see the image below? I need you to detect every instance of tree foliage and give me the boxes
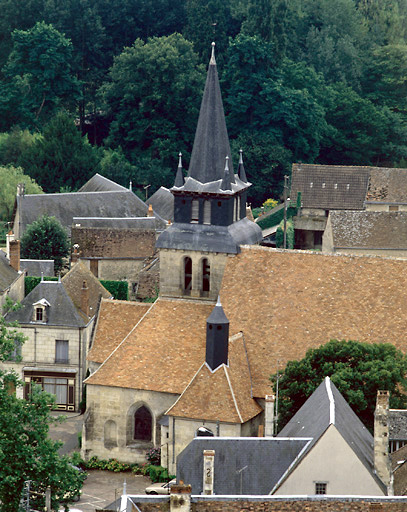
[0,165,42,222]
[272,340,407,431]
[20,215,70,273]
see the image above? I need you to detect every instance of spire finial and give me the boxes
[225,155,229,170]
[178,152,182,168]
[237,148,248,182]
[216,295,221,306]
[221,155,232,191]
[174,151,184,188]
[239,148,243,164]
[210,42,216,65]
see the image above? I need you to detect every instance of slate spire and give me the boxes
[174,152,184,188]
[220,156,232,192]
[187,42,234,184]
[206,296,229,371]
[237,149,248,183]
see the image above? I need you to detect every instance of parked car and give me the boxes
[145,479,176,495]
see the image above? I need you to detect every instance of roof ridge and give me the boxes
[325,376,335,425]
[165,362,206,416]
[224,365,243,423]
[84,299,156,383]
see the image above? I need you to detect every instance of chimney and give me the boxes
[6,231,15,260]
[170,483,191,512]
[205,297,229,371]
[374,390,391,492]
[264,395,275,437]
[203,450,215,495]
[71,244,80,264]
[9,240,20,271]
[147,204,154,217]
[81,280,89,317]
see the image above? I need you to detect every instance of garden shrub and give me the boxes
[100,280,128,300]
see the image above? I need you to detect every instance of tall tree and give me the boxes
[21,111,100,192]
[101,33,205,189]
[0,22,81,130]
[271,340,407,431]
[0,165,42,222]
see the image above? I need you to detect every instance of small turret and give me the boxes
[205,297,229,371]
[237,149,248,183]
[220,156,232,192]
[174,152,184,188]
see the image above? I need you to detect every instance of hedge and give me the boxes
[100,280,129,300]
[257,205,297,231]
[25,276,58,295]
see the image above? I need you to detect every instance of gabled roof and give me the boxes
[87,299,151,364]
[329,211,407,249]
[291,163,369,209]
[177,437,311,495]
[5,280,86,327]
[166,333,262,423]
[85,298,214,393]
[0,250,20,293]
[14,190,148,237]
[147,187,174,221]
[61,261,111,319]
[20,259,54,277]
[78,173,128,192]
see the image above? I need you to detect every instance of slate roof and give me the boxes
[0,250,20,293]
[291,163,369,209]
[87,299,151,364]
[13,190,149,237]
[147,187,174,221]
[61,262,111,319]
[278,377,376,486]
[20,259,54,277]
[72,216,166,230]
[367,167,407,203]
[329,211,407,249]
[177,437,311,495]
[85,298,214,393]
[78,173,128,192]
[166,333,262,423]
[5,280,86,327]
[389,410,407,441]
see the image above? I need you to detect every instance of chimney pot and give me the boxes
[81,280,90,317]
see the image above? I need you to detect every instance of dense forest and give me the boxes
[0,0,407,207]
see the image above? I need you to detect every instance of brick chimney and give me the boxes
[264,394,275,437]
[9,240,20,272]
[203,449,215,495]
[170,483,191,512]
[147,204,154,217]
[71,244,80,264]
[374,390,391,492]
[81,280,89,317]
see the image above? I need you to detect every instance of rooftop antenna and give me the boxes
[144,184,151,201]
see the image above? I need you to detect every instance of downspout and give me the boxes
[34,327,37,363]
[78,328,82,411]
[172,417,175,465]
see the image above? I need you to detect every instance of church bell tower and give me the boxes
[156,43,262,300]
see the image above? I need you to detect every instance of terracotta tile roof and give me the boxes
[85,298,214,393]
[220,246,407,398]
[329,210,407,249]
[291,163,369,209]
[87,299,152,363]
[62,261,111,319]
[166,333,262,423]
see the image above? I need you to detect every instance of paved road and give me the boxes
[48,412,150,511]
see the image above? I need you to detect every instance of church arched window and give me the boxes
[202,258,210,296]
[184,257,192,294]
[134,405,152,441]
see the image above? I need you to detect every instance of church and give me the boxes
[82,44,407,474]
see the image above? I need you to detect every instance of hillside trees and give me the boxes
[0,165,42,221]
[272,340,407,431]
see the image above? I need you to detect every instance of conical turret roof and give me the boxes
[187,43,234,184]
[174,152,184,188]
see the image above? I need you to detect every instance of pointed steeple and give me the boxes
[237,149,248,183]
[188,42,234,183]
[174,152,184,188]
[220,156,232,191]
[206,296,229,371]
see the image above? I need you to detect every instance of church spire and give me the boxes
[174,152,184,188]
[220,156,232,191]
[187,42,234,184]
[237,149,248,183]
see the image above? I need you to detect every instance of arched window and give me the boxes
[203,200,211,224]
[191,199,199,223]
[202,258,210,296]
[134,406,152,441]
[184,257,192,294]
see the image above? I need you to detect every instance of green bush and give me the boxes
[257,205,297,231]
[100,280,129,300]
[276,219,295,249]
[25,276,58,296]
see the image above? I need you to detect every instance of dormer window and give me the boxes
[32,298,50,323]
